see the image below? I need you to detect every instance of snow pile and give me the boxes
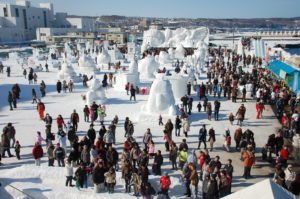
[78,55,97,73]
[109,45,124,62]
[97,49,111,67]
[141,74,177,119]
[1,165,185,199]
[114,59,140,91]
[86,78,107,105]
[138,55,159,79]
[57,61,79,82]
[141,27,209,52]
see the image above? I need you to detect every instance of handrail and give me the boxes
[1,181,36,199]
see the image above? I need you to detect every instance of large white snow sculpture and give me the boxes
[141,74,177,117]
[97,48,111,67]
[138,55,159,79]
[57,61,79,82]
[158,51,172,65]
[114,59,140,91]
[86,78,107,105]
[78,55,96,73]
[165,74,189,102]
[175,44,186,60]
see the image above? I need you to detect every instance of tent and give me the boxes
[222,179,298,199]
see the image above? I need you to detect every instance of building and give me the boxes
[0,0,96,44]
[0,0,54,42]
[105,32,127,44]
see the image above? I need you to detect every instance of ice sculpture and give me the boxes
[86,78,107,105]
[138,55,159,79]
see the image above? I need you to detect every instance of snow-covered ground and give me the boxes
[0,54,280,198]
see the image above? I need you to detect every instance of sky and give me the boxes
[3,0,300,19]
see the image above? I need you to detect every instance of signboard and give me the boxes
[279,69,287,79]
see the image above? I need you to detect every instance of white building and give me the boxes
[0,0,96,43]
[0,0,54,42]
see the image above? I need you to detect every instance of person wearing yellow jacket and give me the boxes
[178,148,188,170]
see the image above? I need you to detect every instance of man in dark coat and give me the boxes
[152,150,163,175]
[198,125,207,149]
[56,80,62,93]
[130,85,136,101]
[87,124,96,145]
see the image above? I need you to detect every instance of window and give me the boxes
[3,7,8,17]
[43,11,47,27]
[15,8,19,17]
[22,9,28,29]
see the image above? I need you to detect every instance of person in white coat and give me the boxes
[65,160,74,187]
[182,118,190,138]
[292,133,300,160]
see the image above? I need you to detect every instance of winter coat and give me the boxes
[199,128,207,141]
[47,145,55,159]
[182,119,190,132]
[1,133,10,148]
[169,146,178,161]
[75,167,87,181]
[87,128,96,142]
[3,126,16,139]
[81,149,91,164]
[68,129,77,142]
[143,132,152,144]
[206,180,219,199]
[93,166,106,184]
[154,154,163,166]
[103,130,114,144]
[165,122,174,134]
[106,149,119,164]
[179,150,188,162]
[36,135,45,145]
[32,145,43,159]
[243,151,255,167]
[104,171,116,184]
[70,113,79,123]
[160,176,171,190]
[56,117,65,128]
[190,170,199,186]
[130,147,141,160]
[175,117,182,129]
[208,129,216,142]
[65,164,73,176]
[54,147,65,159]
[127,124,134,136]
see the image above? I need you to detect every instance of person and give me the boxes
[187,82,192,95]
[36,131,46,145]
[75,163,87,189]
[47,143,55,166]
[229,112,234,125]
[32,142,43,166]
[70,109,79,132]
[208,127,216,151]
[175,116,182,136]
[1,130,13,157]
[105,167,116,194]
[289,174,300,196]
[214,100,221,120]
[130,85,136,101]
[189,163,199,199]
[197,102,202,112]
[143,128,152,150]
[141,182,156,199]
[65,160,74,187]
[242,146,255,179]
[83,105,90,122]
[285,164,296,189]
[207,102,212,120]
[152,150,163,176]
[159,172,171,198]
[54,143,65,167]
[206,174,219,199]
[125,82,130,95]
[273,164,286,188]
[56,80,62,93]
[57,128,67,152]
[182,118,190,138]
[15,140,21,160]
[198,125,207,149]
[56,115,65,129]
[219,170,231,197]
[68,80,74,92]
[170,142,178,170]
[163,130,172,152]
[37,99,45,120]
[188,97,193,115]
[236,104,246,126]
[165,119,174,140]
[3,123,16,148]
[6,66,11,77]
[224,129,231,152]
[159,115,163,126]
[203,96,208,112]
[32,88,38,104]
[242,86,247,102]
[178,148,188,170]
[8,91,13,110]
[131,168,141,196]
[40,80,46,97]
[93,162,106,193]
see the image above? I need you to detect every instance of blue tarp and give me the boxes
[268,60,297,77]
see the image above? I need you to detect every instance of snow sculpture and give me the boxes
[138,55,159,79]
[57,61,79,82]
[175,44,186,60]
[165,74,189,102]
[109,45,124,62]
[86,78,107,105]
[158,51,172,65]
[141,27,209,52]
[32,48,45,61]
[168,48,175,60]
[114,59,140,91]
[97,48,111,67]
[64,43,77,63]
[141,74,177,117]
[78,55,96,73]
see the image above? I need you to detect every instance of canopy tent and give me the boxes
[222,179,297,199]
[268,60,300,93]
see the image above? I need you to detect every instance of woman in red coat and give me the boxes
[32,142,43,166]
[56,114,65,129]
[256,101,264,119]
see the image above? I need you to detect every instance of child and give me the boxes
[131,168,141,196]
[65,159,74,187]
[197,102,202,112]
[159,114,163,126]
[15,140,21,160]
[105,167,116,194]
[148,140,155,158]
[228,113,234,125]
[163,130,172,152]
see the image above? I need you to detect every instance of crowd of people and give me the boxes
[1,45,300,199]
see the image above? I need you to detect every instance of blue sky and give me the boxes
[3,0,300,18]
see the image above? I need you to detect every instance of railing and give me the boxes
[1,181,36,199]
